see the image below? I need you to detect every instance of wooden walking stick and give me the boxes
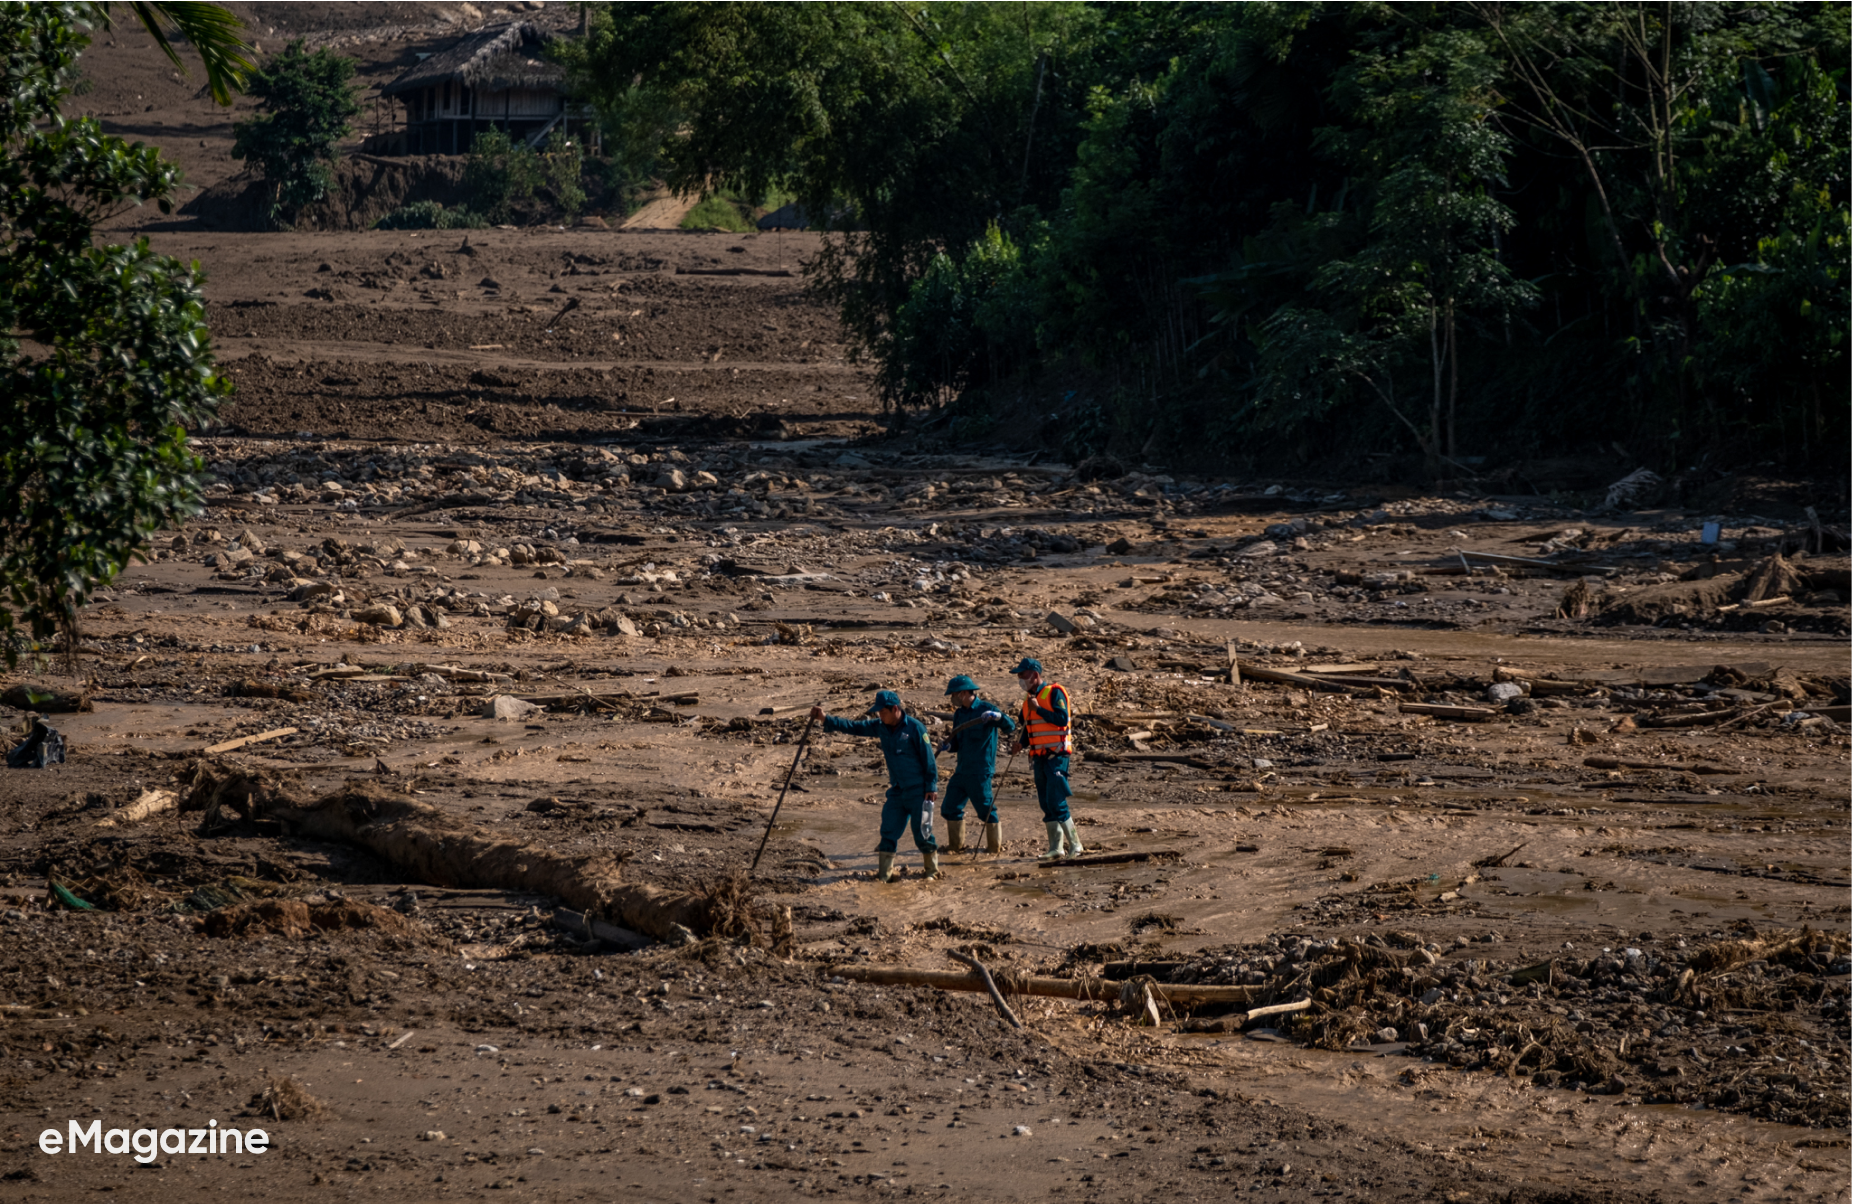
[751,713,815,873]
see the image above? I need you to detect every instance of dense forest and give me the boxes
[564,2,1849,477]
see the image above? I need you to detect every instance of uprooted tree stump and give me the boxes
[178,758,719,943]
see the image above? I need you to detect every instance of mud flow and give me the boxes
[3,12,1847,1199]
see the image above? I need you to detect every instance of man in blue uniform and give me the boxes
[810,690,939,882]
[936,674,1014,855]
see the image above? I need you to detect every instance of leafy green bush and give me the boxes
[890,224,1040,407]
[679,193,754,232]
[464,128,542,224]
[542,130,586,220]
[231,40,360,228]
[0,5,231,661]
[373,200,486,230]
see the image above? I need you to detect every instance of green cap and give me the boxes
[944,674,980,696]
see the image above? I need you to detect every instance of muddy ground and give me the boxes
[4,17,1850,1197]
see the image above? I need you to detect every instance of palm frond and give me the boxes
[100,1,253,105]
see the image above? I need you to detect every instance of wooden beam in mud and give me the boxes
[825,965,1257,1006]
[201,727,298,754]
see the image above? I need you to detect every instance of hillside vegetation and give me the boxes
[564,2,1848,476]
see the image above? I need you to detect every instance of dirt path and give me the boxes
[622,191,703,230]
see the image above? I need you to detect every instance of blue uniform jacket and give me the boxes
[944,700,1014,780]
[823,713,937,795]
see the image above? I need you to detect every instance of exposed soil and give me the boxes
[4,10,1848,1201]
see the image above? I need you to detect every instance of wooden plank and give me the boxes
[1237,661,1363,693]
[1035,850,1182,869]
[1399,703,1498,722]
[1295,675,1413,691]
[201,727,298,755]
[1640,708,1743,729]
[1460,550,1616,575]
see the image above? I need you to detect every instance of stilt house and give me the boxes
[382,22,595,155]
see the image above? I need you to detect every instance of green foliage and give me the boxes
[569,0,1847,470]
[890,223,1039,407]
[230,39,359,228]
[542,129,586,221]
[465,127,591,224]
[0,3,231,662]
[462,127,540,224]
[565,1,1107,402]
[373,200,485,230]
[110,1,253,105]
[679,193,754,232]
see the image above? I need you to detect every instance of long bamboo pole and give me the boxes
[751,714,815,873]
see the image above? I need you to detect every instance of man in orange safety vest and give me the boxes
[1007,656,1085,859]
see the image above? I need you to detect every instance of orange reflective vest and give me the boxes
[1020,683,1072,756]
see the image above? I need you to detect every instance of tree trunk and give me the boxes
[1428,301,1444,472]
[1446,304,1459,459]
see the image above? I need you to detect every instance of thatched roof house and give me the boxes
[381,22,595,156]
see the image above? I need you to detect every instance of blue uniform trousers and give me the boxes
[878,787,936,854]
[1031,753,1072,823]
[940,775,998,824]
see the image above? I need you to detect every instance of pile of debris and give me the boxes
[1153,927,1849,1129]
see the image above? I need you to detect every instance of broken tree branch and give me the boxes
[946,950,1023,1029]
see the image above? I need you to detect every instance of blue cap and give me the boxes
[867,688,903,713]
[1008,657,1043,676]
[944,674,980,696]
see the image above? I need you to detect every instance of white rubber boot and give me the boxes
[875,852,895,882]
[1040,822,1064,859]
[1061,819,1085,856]
[921,848,941,879]
[944,820,965,852]
[984,821,1002,855]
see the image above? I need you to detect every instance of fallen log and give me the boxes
[1112,752,1218,768]
[1296,675,1415,691]
[94,788,177,828]
[1035,850,1182,868]
[552,907,650,951]
[1460,550,1616,576]
[390,492,500,519]
[1104,959,1189,981]
[1583,756,1739,775]
[0,684,91,713]
[826,964,1257,1006]
[1236,662,1362,693]
[178,760,716,942]
[674,266,796,277]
